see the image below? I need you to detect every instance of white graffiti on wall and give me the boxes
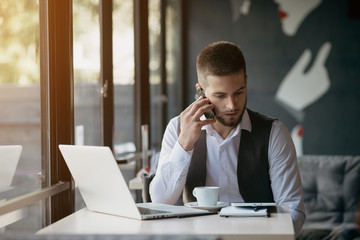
[275,42,332,112]
[230,0,251,21]
[230,0,332,155]
[274,0,322,36]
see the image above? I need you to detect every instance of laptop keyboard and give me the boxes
[137,206,171,215]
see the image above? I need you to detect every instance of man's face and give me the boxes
[204,72,248,128]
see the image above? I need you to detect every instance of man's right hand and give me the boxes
[178,97,216,151]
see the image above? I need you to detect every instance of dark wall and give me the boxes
[185,0,360,155]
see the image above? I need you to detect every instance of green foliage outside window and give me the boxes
[0,1,39,84]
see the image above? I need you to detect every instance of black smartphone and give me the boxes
[194,87,216,119]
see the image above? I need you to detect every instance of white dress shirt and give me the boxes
[150,109,305,236]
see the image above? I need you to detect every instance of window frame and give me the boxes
[100,0,114,150]
[40,0,75,224]
[134,0,151,154]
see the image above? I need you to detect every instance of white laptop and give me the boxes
[59,144,212,220]
[0,145,22,191]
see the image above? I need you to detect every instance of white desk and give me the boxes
[38,207,294,240]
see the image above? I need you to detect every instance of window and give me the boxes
[0,0,185,234]
[113,0,136,156]
[73,0,101,147]
[149,0,184,150]
[149,0,163,150]
[0,0,42,233]
[166,0,184,120]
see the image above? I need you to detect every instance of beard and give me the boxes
[215,109,245,127]
[214,100,247,128]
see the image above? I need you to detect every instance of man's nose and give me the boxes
[225,96,236,109]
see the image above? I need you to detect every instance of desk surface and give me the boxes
[38,207,294,240]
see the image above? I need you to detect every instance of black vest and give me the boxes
[183,109,275,203]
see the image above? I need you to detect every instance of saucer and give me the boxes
[185,201,229,211]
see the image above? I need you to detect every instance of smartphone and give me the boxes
[194,87,216,119]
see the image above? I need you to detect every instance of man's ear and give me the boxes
[196,83,202,90]
[245,75,248,86]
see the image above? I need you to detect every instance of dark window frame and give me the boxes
[40,0,75,224]
[100,0,114,150]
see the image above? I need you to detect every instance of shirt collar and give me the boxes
[241,109,252,132]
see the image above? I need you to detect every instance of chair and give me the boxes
[297,155,360,240]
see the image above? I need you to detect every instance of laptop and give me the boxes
[0,145,22,191]
[59,144,212,220]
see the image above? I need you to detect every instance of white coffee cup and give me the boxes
[192,186,219,207]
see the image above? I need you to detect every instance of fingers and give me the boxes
[199,118,216,127]
[179,97,215,128]
[178,98,216,151]
[181,96,201,115]
[293,49,312,74]
[188,98,214,118]
[313,41,332,68]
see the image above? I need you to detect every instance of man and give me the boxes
[149,41,305,235]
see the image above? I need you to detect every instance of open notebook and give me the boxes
[59,144,212,220]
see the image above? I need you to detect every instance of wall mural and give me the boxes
[274,0,322,36]
[229,0,332,156]
[186,0,360,155]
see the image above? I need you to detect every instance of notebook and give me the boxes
[59,144,212,220]
[0,145,22,191]
[220,202,277,217]
[220,206,270,217]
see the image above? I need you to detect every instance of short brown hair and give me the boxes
[196,41,246,88]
